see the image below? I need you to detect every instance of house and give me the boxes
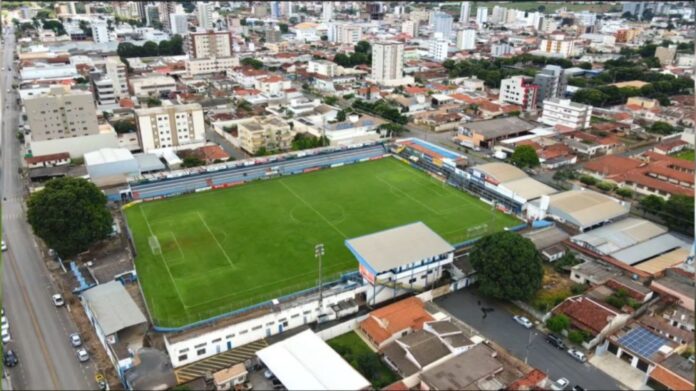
[522,226,569,262]
[193,145,230,164]
[358,297,434,350]
[230,67,270,88]
[652,139,689,155]
[24,152,70,168]
[563,131,620,157]
[212,363,248,390]
[602,323,680,377]
[381,319,475,378]
[80,281,148,381]
[647,354,694,391]
[650,268,695,313]
[548,295,630,348]
[254,75,292,97]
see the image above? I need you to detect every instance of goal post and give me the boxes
[466,223,488,239]
[149,235,162,255]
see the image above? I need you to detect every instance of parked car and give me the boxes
[546,333,566,350]
[263,369,274,379]
[513,315,533,329]
[572,385,585,391]
[1,316,8,331]
[567,348,587,363]
[3,350,18,367]
[1,328,10,344]
[52,294,65,307]
[70,333,82,347]
[1,241,7,251]
[76,348,89,363]
[551,377,570,391]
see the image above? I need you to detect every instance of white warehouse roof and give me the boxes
[256,330,370,391]
[84,147,135,166]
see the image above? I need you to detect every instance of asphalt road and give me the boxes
[435,290,625,391]
[1,27,96,390]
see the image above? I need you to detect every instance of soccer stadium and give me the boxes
[125,145,520,328]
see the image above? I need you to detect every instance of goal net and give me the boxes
[149,235,162,255]
[466,224,488,239]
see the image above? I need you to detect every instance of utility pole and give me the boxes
[315,243,325,314]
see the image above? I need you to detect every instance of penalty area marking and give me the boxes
[196,212,237,270]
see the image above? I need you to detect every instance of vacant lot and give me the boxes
[328,332,399,389]
[126,157,519,327]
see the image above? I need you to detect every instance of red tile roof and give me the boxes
[583,155,644,177]
[405,86,428,95]
[554,296,619,335]
[359,297,433,347]
[507,369,548,390]
[25,152,70,165]
[649,364,694,391]
[196,145,229,162]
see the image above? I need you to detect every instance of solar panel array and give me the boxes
[617,327,669,359]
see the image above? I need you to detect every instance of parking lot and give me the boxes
[435,290,626,391]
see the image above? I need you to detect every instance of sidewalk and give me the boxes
[589,353,652,391]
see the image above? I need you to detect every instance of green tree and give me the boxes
[354,40,371,54]
[510,145,539,168]
[181,157,204,168]
[579,175,597,186]
[648,121,677,135]
[255,147,268,156]
[323,96,338,105]
[42,20,66,35]
[336,110,347,122]
[663,195,694,234]
[639,195,665,215]
[111,120,136,134]
[616,187,633,198]
[27,177,112,257]
[470,231,544,301]
[279,23,289,34]
[568,330,586,345]
[146,97,162,107]
[241,57,263,69]
[546,314,571,333]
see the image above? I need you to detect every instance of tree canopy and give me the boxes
[510,145,539,168]
[470,231,544,301]
[27,177,113,257]
[241,57,264,70]
[117,35,184,58]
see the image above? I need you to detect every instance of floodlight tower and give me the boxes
[315,243,325,314]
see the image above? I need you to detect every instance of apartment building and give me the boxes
[329,24,362,45]
[169,13,189,35]
[197,2,214,30]
[237,116,293,155]
[135,103,205,152]
[476,7,488,25]
[432,12,453,39]
[499,76,538,112]
[307,60,338,77]
[401,20,418,37]
[537,36,575,58]
[371,41,404,83]
[25,86,99,142]
[456,29,476,50]
[655,45,677,66]
[533,65,568,104]
[129,74,177,97]
[158,2,176,31]
[185,57,239,76]
[91,56,129,104]
[91,21,113,43]
[491,43,512,57]
[187,30,234,59]
[428,39,449,62]
[540,98,592,130]
[460,2,471,23]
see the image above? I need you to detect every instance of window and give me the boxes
[225,334,235,339]
[409,278,417,283]
[291,314,300,319]
[266,322,275,326]
[251,325,262,331]
[194,343,206,349]
[212,338,222,343]
[197,348,206,356]
[178,354,188,361]
[239,329,248,335]
[303,310,311,315]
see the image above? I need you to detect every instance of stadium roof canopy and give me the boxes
[473,162,527,183]
[345,222,454,274]
[256,330,370,391]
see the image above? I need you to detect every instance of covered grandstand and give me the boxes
[465,162,557,214]
[527,189,630,232]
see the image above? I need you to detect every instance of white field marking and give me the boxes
[278,179,348,238]
[138,206,189,311]
[184,259,357,310]
[166,231,186,263]
[196,212,237,270]
[375,173,442,215]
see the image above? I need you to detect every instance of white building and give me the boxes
[169,13,188,35]
[197,2,214,30]
[476,7,488,25]
[499,76,539,112]
[91,21,112,43]
[135,103,206,152]
[329,24,361,45]
[537,37,575,58]
[129,74,177,97]
[429,39,449,62]
[491,6,508,24]
[491,43,513,57]
[187,30,234,59]
[460,2,471,23]
[456,29,476,50]
[401,20,418,38]
[308,60,338,77]
[371,41,404,84]
[433,12,453,39]
[322,2,333,22]
[185,56,239,76]
[540,98,592,130]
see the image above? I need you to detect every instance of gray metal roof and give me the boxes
[612,233,690,266]
[345,222,454,273]
[571,218,667,255]
[463,117,536,140]
[134,153,166,173]
[81,281,147,336]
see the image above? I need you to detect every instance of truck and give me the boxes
[493,150,507,160]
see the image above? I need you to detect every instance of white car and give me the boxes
[76,348,89,363]
[1,241,6,252]
[513,315,533,329]
[52,294,65,307]
[1,316,8,331]
[567,348,587,363]
[551,378,570,391]
[1,328,10,344]
[70,333,82,347]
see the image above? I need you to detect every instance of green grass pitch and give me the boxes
[125,157,520,327]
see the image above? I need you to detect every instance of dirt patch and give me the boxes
[528,265,576,313]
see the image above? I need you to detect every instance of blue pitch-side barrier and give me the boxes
[532,220,554,229]
[70,261,95,293]
[153,271,363,333]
